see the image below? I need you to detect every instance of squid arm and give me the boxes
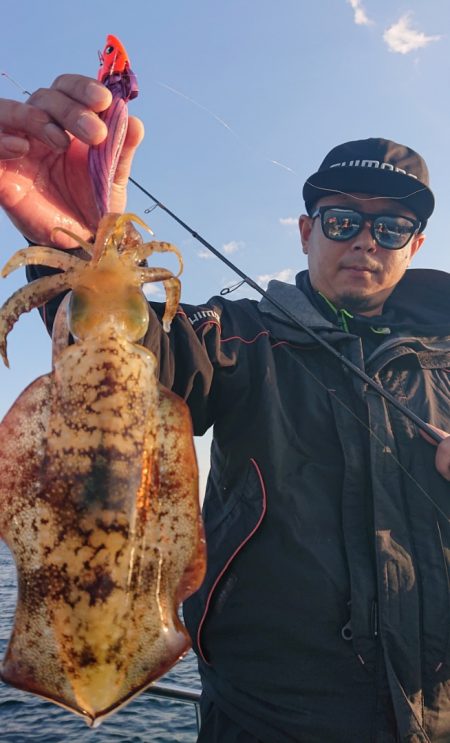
[134,241,183,277]
[0,271,77,367]
[51,293,72,367]
[1,247,86,279]
[139,268,181,332]
[50,228,94,255]
[161,277,182,331]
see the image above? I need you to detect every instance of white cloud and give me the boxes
[198,240,244,259]
[223,240,244,255]
[143,283,164,298]
[279,217,298,227]
[257,268,296,289]
[197,249,214,260]
[383,13,442,54]
[347,0,374,26]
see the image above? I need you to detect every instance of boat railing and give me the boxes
[144,682,202,734]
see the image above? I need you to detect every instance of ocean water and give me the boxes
[0,542,201,742]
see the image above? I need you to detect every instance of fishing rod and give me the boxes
[130,176,444,446]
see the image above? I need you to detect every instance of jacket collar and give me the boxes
[257,267,450,359]
[257,274,351,346]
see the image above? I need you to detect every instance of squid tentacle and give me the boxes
[139,267,177,284]
[1,247,86,279]
[0,271,76,366]
[0,216,184,369]
[161,277,182,331]
[114,212,154,237]
[50,228,94,255]
[139,268,181,332]
[51,293,72,368]
[135,241,183,277]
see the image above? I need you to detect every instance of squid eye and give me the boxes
[105,45,114,54]
[68,291,89,328]
[124,292,150,340]
[70,292,87,317]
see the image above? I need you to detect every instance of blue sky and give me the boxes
[1,0,449,492]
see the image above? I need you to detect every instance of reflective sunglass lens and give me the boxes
[322,210,360,240]
[319,209,417,249]
[373,217,414,248]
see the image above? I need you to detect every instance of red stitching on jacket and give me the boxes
[270,339,307,351]
[188,314,270,346]
[220,330,269,345]
[196,458,267,665]
[193,319,221,335]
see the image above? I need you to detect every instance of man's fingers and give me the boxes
[51,74,111,112]
[109,116,145,212]
[28,87,108,146]
[0,99,68,152]
[0,134,30,159]
[10,75,113,149]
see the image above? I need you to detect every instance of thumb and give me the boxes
[420,424,450,481]
[110,115,145,212]
[419,423,449,447]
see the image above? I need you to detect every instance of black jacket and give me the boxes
[32,266,450,743]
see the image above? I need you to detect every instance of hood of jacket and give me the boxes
[258,268,450,353]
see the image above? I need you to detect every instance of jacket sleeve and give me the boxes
[144,297,256,435]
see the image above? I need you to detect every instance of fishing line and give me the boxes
[156,81,238,136]
[155,80,298,177]
[0,72,31,96]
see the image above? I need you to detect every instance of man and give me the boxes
[1,76,450,743]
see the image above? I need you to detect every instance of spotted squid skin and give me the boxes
[0,335,204,724]
[0,215,206,726]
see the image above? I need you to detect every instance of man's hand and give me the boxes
[0,75,144,248]
[420,424,450,481]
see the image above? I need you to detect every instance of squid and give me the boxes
[0,213,206,726]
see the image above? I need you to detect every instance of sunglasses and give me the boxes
[310,206,421,250]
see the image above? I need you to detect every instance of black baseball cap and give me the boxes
[303,138,435,230]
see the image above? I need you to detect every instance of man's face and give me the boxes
[299,193,425,316]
